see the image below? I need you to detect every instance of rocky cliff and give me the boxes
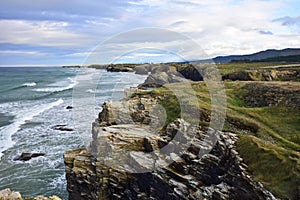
[64,88,276,200]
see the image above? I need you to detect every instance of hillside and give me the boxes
[136,80,300,199]
[212,48,300,63]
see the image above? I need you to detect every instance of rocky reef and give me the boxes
[64,88,276,200]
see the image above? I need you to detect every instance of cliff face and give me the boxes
[64,91,276,200]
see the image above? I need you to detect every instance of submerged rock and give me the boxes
[52,125,74,132]
[13,153,45,162]
[65,106,73,110]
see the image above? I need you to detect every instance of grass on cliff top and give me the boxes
[224,81,300,151]
[225,81,300,199]
[132,80,300,199]
[237,135,300,199]
[171,62,293,76]
[215,62,296,75]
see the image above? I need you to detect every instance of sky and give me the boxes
[0,0,300,66]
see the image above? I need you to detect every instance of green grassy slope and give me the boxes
[133,80,300,199]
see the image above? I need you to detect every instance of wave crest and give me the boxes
[22,82,37,87]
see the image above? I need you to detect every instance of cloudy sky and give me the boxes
[0,0,300,66]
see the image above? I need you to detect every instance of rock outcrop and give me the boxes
[0,188,61,200]
[139,72,186,88]
[65,123,275,199]
[133,65,150,75]
[106,64,136,72]
[240,82,300,108]
[177,64,204,81]
[222,69,300,81]
[13,153,45,162]
[64,89,276,200]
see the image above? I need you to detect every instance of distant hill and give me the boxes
[212,48,300,63]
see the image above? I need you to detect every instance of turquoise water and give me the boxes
[0,67,146,199]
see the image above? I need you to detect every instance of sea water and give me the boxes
[0,67,147,199]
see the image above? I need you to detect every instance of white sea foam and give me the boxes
[33,78,77,93]
[0,99,64,160]
[49,173,66,190]
[22,82,37,87]
[86,89,95,93]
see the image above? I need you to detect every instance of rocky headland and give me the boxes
[63,63,300,86]
[63,82,285,199]
[62,62,299,199]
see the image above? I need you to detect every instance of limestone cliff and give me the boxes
[64,89,276,200]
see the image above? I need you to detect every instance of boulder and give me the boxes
[0,188,22,200]
[139,71,185,88]
[134,65,150,75]
[0,188,61,199]
[178,64,204,81]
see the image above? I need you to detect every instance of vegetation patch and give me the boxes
[237,135,300,199]
[130,79,300,199]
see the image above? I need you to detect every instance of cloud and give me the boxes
[0,0,138,21]
[0,0,300,65]
[258,30,273,35]
[126,0,298,57]
[169,21,188,27]
[0,50,47,55]
[0,19,90,47]
[273,15,300,26]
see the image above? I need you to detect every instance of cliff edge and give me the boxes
[64,87,276,200]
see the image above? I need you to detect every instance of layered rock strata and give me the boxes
[64,90,276,200]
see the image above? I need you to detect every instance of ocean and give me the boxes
[0,67,147,199]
